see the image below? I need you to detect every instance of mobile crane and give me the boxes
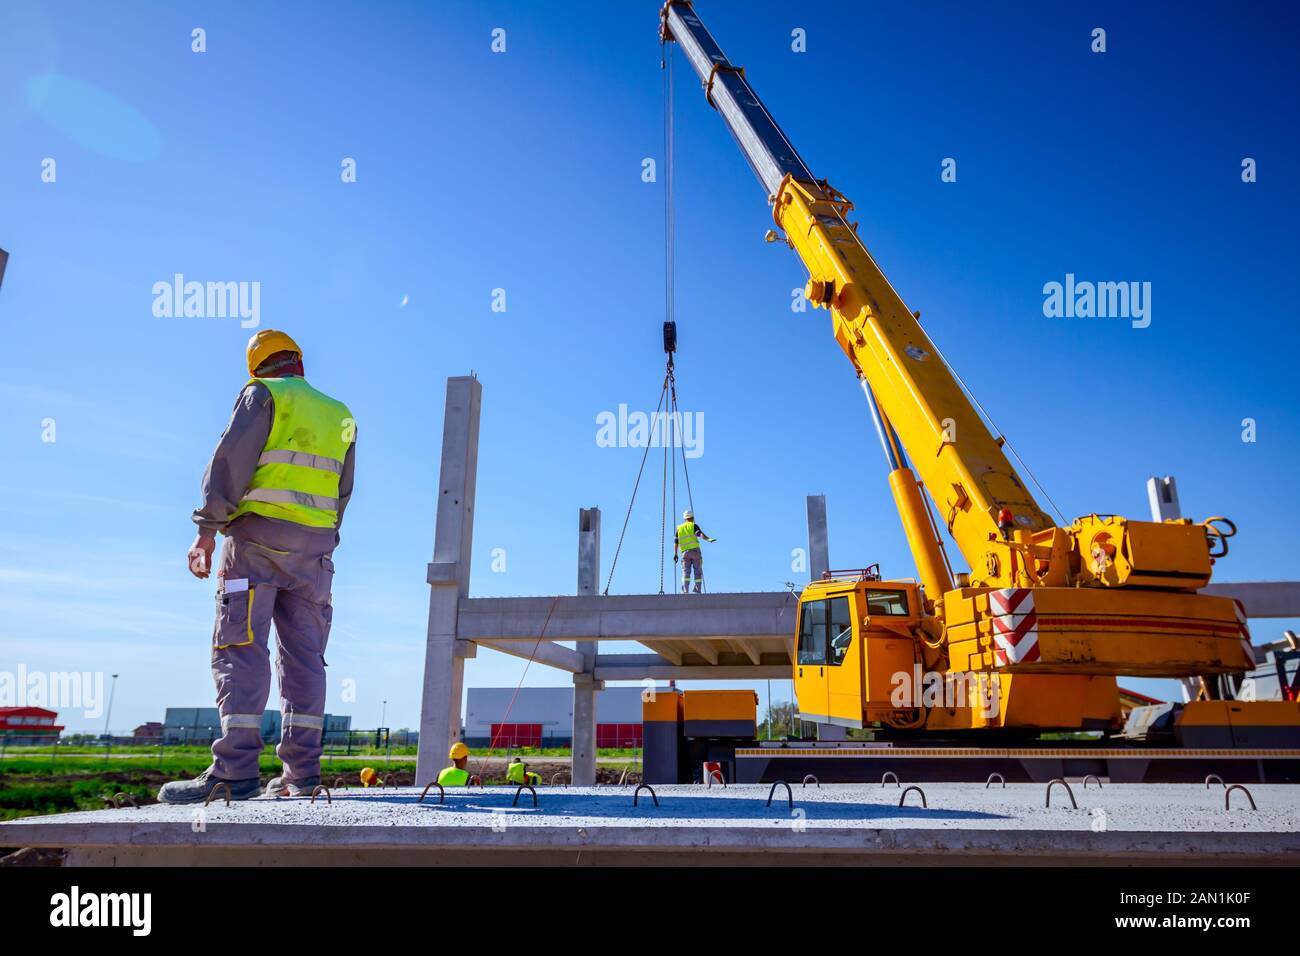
[658,2,1300,760]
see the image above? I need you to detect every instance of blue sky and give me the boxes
[1,0,1296,734]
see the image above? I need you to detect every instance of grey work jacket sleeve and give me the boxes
[192,383,273,535]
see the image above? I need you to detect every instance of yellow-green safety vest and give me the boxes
[676,522,700,552]
[506,762,538,785]
[438,766,470,786]
[229,376,355,530]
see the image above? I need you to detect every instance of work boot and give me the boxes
[264,774,321,797]
[157,769,261,805]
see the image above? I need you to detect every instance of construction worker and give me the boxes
[506,756,541,787]
[158,330,356,804]
[673,509,716,594]
[438,742,480,786]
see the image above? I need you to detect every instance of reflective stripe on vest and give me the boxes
[242,488,340,511]
[438,766,470,786]
[676,522,700,551]
[229,376,354,530]
[257,449,345,475]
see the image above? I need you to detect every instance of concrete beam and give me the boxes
[807,494,829,580]
[594,663,792,680]
[1204,581,1300,619]
[415,376,481,786]
[476,639,584,673]
[641,640,684,665]
[685,638,720,665]
[593,653,672,668]
[456,591,798,644]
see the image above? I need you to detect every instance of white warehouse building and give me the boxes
[464,686,645,749]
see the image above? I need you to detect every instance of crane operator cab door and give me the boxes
[795,596,830,724]
[795,591,858,727]
[795,584,922,731]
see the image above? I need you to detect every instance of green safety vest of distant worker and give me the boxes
[674,509,716,594]
[507,759,541,786]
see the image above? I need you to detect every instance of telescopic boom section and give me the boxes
[661,2,1050,582]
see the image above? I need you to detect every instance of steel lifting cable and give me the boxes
[663,37,675,334]
[606,42,684,597]
[603,375,670,595]
[659,402,669,594]
[668,367,696,516]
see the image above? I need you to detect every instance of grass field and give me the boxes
[0,748,641,821]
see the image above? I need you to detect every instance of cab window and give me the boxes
[865,589,910,616]
[828,596,853,666]
[797,599,827,665]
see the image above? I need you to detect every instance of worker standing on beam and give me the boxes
[159,330,357,804]
[673,509,716,594]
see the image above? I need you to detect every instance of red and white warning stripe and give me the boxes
[989,588,1040,666]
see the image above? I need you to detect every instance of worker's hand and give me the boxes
[187,531,216,579]
[673,554,679,564]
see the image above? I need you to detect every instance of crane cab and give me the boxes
[794,571,921,730]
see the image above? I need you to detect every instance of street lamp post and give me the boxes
[102,673,119,761]
[103,674,119,738]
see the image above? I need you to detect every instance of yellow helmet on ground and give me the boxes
[448,741,470,761]
[246,329,302,376]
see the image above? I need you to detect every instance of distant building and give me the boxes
[0,707,64,745]
[162,708,351,745]
[464,687,644,749]
[132,722,163,740]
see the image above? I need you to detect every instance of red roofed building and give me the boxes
[0,707,64,745]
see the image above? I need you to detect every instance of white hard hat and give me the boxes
[683,509,694,520]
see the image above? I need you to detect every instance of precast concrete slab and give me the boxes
[3,783,1297,866]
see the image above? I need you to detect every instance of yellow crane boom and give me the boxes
[661,2,1260,737]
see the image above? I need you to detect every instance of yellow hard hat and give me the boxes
[359,766,379,787]
[246,329,301,377]
[448,742,470,761]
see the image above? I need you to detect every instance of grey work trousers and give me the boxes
[208,515,335,782]
[681,548,704,593]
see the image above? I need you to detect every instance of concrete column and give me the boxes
[415,376,482,786]
[1147,475,1181,523]
[806,494,829,580]
[572,507,603,785]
